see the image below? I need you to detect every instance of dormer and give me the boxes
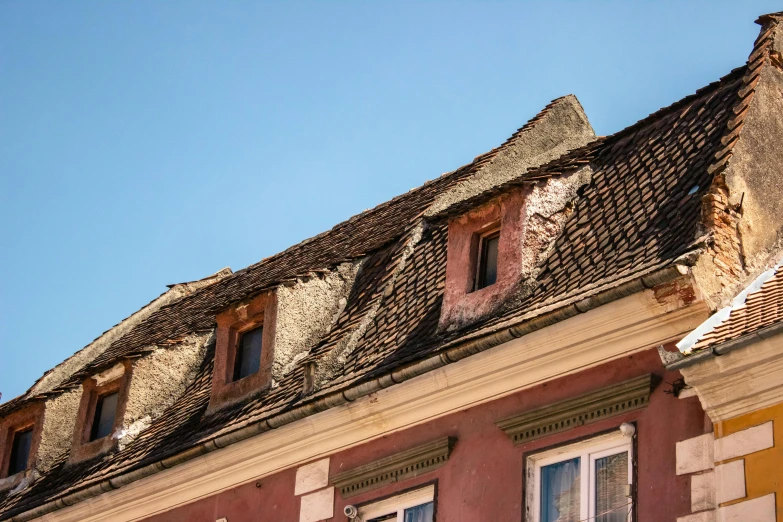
[69,361,132,463]
[208,261,361,411]
[209,292,278,409]
[438,167,592,331]
[430,96,595,331]
[0,402,44,490]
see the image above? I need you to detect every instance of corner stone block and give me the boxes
[715,460,746,504]
[717,493,776,522]
[692,471,717,512]
[678,511,716,522]
[677,433,715,475]
[299,487,335,522]
[714,422,773,462]
[295,458,330,496]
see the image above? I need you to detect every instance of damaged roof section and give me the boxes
[675,258,783,357]
[5,12,783,520]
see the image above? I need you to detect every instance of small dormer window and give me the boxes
[7,428,33,476]
[233,326,263,381]
[0,403,43,481]
[475,229,500,290]
[209,292,277,411]
[69,361,131,463]
[89,391,119,441]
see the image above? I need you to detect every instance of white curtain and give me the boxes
[541,458,581,522]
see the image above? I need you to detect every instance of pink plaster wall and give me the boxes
[142,348,705,522]
[439,188,530,330]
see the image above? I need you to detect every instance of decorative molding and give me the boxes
[679,332,783,422]
[24,290,707,522]
[331,437,454,498]
[496,374,658,445]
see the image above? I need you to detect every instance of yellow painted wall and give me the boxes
[715,402,783,521]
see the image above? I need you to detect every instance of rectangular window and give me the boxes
[90,391,119,441]
[7,427,33,476]
[475,229,500,290]
[359,484,435,522]
[233,326,263,381]
[528,433,632,522]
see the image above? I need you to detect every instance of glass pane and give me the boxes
[8,428,33,475]
[404,501,434,522]
[234,326,263,381]
[595,452,629,522]
[541,457,581,522]
[478,232,500,289]
[91,391,119,441]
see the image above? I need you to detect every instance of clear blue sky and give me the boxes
[0,1,778,402]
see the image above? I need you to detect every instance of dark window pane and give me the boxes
[7,428,33,475]
[541,457,581,522]
[404,501,434,522]
[90,391,119,441]
[477,231,500,289]
[233,326,263,381]
[595,451,629,522]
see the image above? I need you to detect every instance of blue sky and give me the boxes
[0,1,778,402]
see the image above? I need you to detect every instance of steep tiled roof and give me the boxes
[681,261,783,353]
[0,59,755,520]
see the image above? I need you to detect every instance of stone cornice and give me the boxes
[331,437,455,498]
[496,374,658,445]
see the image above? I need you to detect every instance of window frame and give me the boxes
[88,389,120,442]
[0,402,44,482]
[69,362,132,464]
[357,484,435,522]
[526,431,633,522]
[231,324,264,382]
[6,426,34,477]
[474,227,501,291]
[208,292,277,412]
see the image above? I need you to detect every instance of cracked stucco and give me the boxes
[273,261,362,382]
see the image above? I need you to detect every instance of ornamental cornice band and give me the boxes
[331,437,456,498]
[496,374,658,445]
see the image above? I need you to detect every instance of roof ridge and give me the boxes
[603,66,747,148]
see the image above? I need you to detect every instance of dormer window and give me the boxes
[89,391,119,441]
[209,292,277,411]
[7,428,33,476]
[69,361,131,463]
[475,228,500,290]
[0,402,43,484]
[233,326,263,381]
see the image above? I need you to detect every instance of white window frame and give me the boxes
[357,484,435,522]
[525,431,633,522]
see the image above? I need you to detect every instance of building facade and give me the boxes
[1,10,783,522]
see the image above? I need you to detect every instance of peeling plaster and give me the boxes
[274,262,361,382]
[314,225,424,387]
[118,333,211,449]
[36,389,81,473]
